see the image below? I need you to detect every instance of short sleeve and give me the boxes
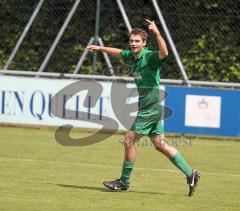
[120,50,133,63]
[148,51,167,69]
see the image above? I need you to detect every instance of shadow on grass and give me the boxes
[57,184,166,195]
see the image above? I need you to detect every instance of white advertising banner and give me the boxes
[0,75,165,131]
[0,75,120,129]
[185,95,221,128]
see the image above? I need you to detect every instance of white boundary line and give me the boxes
[0,157,239,177]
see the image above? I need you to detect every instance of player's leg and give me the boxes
[150,134,200,196]
[103,131,141,190]
[151,134,177,157]
[120,131,141,184]
[124,130,141,161]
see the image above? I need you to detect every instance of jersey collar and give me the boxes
[135,47,148,60]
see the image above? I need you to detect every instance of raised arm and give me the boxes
[86,45,122,59]
[146,19,168,60]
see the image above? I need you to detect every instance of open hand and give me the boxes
[86,45,101,52]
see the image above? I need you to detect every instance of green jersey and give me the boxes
[120,48,166,135]
[120,48,165,110]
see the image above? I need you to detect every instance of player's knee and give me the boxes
[124,131,136,148]
[153,139,168,152]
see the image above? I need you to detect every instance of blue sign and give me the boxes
[165,86,240,137]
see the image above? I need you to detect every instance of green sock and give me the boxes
[170,152,192,177]
[120,161,135,184]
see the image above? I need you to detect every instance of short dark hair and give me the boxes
[130,28,148,42]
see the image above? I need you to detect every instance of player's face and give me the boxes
[129,34,146,54]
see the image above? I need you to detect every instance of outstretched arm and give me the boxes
[86,45,122,59]
[146,19,168,60]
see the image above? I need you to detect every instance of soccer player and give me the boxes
[87,19,200,196]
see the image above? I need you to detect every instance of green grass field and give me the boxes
[0,126,240,210]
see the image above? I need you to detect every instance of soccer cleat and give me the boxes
[103,179,129,191]
[187,170,200,196]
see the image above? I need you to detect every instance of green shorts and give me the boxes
[130,109,164,135]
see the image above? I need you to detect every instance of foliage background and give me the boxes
[0,0,239,82]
